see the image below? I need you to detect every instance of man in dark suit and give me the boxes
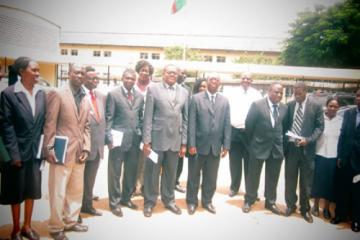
[105,69,144,217]
[284,82,324,223]
[242,83,287,215]
[331,89,360,232]
[80,66,106,217]
[142,64,189,217]
[186,73,231,215]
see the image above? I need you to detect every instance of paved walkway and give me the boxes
[0,152,358,240]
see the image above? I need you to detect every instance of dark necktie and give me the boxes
[211,95,215,106]
[292,103,303,136]
[273,104,279,121]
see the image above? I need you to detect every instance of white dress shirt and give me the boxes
[14,80,41,117]
[315,114,343,158]
[224,86,262,129]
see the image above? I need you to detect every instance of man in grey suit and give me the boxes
[105,69,144,217]
[142,64,189,217]
[80,66,106,217]
[284,82,324,223]
[242,83,287,215]
[186,74,231,215]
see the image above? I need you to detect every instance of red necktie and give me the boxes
[127,91,133,103]
[90,90,100,120]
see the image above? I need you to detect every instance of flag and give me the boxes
[171,0,186,14]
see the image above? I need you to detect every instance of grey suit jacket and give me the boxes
[245,98,287,160]
[105,87,144,152]
[188,92,231,156]
[142,82,189,152]
[87,89,106,160]
[285,97,324,161]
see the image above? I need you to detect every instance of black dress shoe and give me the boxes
[81,207,102,216]
[187,204,196,215]
[175,184,186,193]
[330,216,343,225]
[50,231,68,240]
[21,228,40,240]
[165,204,182,215]
[284,206,296,217]
[311,206,319,217]
[242,202,251,213]
[264,202,282,215]
[11,232,22,240]
[121,201,138,210]
[65,224,88,232]
[111,207,123,217]
[351,222,360,232]
[203,203,216,214]
[143,207,152,217]
[302,211,313,223]
[228,190,238,197]
[323,208,331,220]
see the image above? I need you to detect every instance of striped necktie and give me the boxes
[292,103,303,136]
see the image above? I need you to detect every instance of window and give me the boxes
[71,49,78,56]
[61,49,68,55]
[203,55,213,62]
[140,52,148,59]
[104,51,112,57]
[216,56,226,63]
[151,53,160,60]
[93,51,101,57]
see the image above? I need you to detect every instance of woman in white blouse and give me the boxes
[311,97,342,220]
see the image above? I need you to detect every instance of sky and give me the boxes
[0,0,343,39]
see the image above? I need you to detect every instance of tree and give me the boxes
[281,0,360,68]
[164,46,202,61]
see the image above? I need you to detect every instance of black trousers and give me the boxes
[334,162,360,222]
[229,127,249,193]
[143,150,178,208]
[285,142,314,213]
[82,152,100,210]
[186,152,220,206]
[244,154,282,204]
[108,146,140,210]
[175,156,184,185]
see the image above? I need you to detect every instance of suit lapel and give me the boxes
[203,92,214,116]
[34,90,45,121]
[350,108,357,132]
[65,86,79,121]
[15,92,33,121]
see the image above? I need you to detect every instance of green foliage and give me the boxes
[281,0,360,68]
[164,46,202,61]
[233,52,280,65]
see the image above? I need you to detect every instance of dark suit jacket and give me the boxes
[105,87,144,152]
[337,107,360,171]
[188,92,231,156]
[142,82,189,152]
[285,97,324,161]
[245,98,287,160]
[87,89,106,160]
[0,85,46,162]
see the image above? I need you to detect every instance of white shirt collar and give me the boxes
[14,80,40,96]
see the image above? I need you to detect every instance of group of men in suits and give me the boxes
[240,81,325,224]
[40,61,359,239]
